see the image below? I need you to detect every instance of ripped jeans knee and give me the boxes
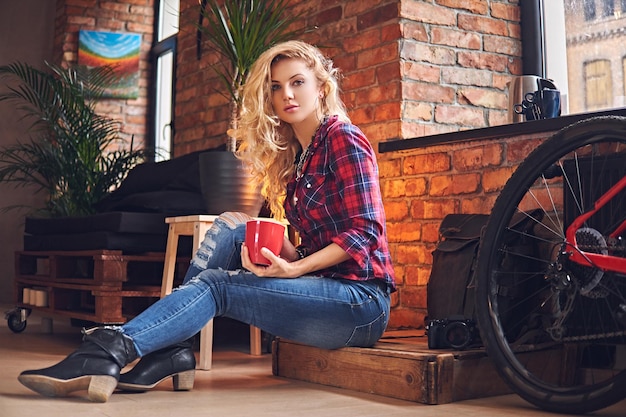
[188,212,251,273]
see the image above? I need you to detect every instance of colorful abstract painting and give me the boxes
[78,30,141,99]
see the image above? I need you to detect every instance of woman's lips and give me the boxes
[284,104,298,112]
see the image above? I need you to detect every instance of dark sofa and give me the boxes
[23,149,218,254]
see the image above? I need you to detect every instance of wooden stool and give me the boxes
[160,215,262,370]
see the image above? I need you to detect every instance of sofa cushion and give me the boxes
[95,190,207,216]
[24,231,191,254]
[93,146,227,215]
[24,212,169,236]
[113,150,205,195]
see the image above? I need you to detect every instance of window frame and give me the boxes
[148,0,179,161]
[523,0,626,116]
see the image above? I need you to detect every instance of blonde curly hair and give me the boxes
[235,40,350,220]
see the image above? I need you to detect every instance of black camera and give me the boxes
[426,316,480,350]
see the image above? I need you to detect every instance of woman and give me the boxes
[18,40,396,402]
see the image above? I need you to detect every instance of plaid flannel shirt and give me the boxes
[285,115,396,291]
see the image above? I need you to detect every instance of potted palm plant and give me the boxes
[0,61,146,217]
[195,0,302,216]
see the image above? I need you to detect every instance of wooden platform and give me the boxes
[272,330,512,405]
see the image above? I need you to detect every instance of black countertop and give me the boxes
[378,108,626,153]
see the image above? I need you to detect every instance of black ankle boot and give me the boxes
[117,338,195,392]
[18,328,137,402]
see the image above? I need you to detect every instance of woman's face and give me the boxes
[270,58,322,127]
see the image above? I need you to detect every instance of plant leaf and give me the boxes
[0,61,146,216]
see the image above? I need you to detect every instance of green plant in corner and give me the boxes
[0,61,146,217]
[197,0,303,151]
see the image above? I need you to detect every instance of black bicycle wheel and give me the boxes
[475,116,626,414]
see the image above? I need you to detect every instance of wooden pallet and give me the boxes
[14,250,189,324]
[272,330,551,404]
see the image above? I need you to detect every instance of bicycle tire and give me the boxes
[475,115,626,414]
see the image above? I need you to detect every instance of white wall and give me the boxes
[542,0,570,114]
[0,0,57,303]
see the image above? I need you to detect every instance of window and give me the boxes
[602,0,615,17]
[584,60,612,109]
[540,0,626,115]
[151,0,179,161]
[623,56,626,96]
[584,0,596,20]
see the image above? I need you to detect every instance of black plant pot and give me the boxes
[199,151,264,217]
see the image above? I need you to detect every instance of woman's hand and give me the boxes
[241,241,352,279]
[241,243,300,278]
[279,235,298,262]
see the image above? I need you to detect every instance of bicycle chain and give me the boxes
[578,243,626,254]
[577,233,626,253]
[561,329,626,342]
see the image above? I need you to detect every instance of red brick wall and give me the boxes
[174,0,403,156]
[399,0,522,138]
[174,0,525,329]
[53,0,154,149]
[379,130,557,328]
[175,0,522,155]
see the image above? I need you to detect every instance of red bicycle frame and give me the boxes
[566,174,626,271]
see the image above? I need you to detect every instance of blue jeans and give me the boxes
[120,212,391,356]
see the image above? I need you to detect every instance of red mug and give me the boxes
[245,220,285,265]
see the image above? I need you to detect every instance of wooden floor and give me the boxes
[2,306,626,417]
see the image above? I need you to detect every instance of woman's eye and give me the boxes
[293,79,304,86]
[271,84,281,91]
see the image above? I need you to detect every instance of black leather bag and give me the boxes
[427,210,544,324]
[427,214,488,322]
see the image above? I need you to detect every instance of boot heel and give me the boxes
[87,375,118,402]
[172,370,195,391]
